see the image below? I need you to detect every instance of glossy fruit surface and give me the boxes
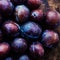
[12,38,27,53]
[0,0,14,16]
[0,42,10,56]
[30,9,44,22]
[15,5,30,23]
[46,11,59,25]
[28,0,42,10]
[0,0,59,59]
[42,30,59,48]
[30,42,44,57]
[2,21,20,37]
[19,55,30,60]
[21,22,42,39]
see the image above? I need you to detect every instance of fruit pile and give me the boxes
[0,0,60,60]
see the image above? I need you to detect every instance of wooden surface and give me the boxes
[48,0,60,12]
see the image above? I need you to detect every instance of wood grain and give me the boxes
[48,0,60,12]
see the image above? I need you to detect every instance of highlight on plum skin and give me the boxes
[0,0,14,16]
[0,42,10,56]
[12,38,27,53]
[42,30,59,48]
[15,5,30,23]
[19,55,30,60]
[30,9,44,22]
[2,21,20,37]
[21,22,42,39]
[46,11,59,25]
[29,42,44,57]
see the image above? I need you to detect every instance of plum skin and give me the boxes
[42,30,59,48]
[21,22,42,39]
